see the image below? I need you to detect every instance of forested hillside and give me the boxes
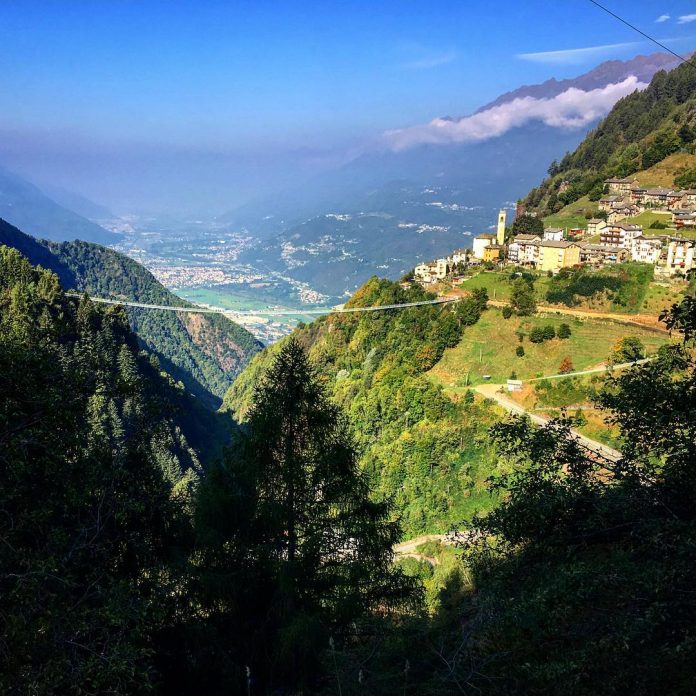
[225,277,501,536]
[522,58,696,216]
[0,218,261,407]
[0,246,208,690]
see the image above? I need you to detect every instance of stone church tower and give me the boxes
[496,209,507,246]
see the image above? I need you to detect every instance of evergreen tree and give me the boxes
[196,338,416,691]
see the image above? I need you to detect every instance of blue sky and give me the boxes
[0,0,695,213]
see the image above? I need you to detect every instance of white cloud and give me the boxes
[384,76,647,151]
[517,41,641,65]
[656,14,670,23]
[403,50,457,70]
[678,14,696,24]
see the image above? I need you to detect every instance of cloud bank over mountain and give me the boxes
[384,75,647,151]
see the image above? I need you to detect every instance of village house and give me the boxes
[629,185,647,204]
[605,176,638,195]
[674,210,696,228]
[631,236,663,265]
[568,227,586,239]
[667,190,685,208]
[600,222,643,248]
[681,190,696,208]
[599,194,624,212]
[543,227,564,241]
[508,234,541,264]
[607,204,640,224]
[536,240,581,273]
[450,248,469,266]
[483,244,503,262]
[643,188,674,207]
[414,262,438,283]
[472,233,495,260]
[579,243,629,267]
[587,218,607,236]
[664,238,695,277]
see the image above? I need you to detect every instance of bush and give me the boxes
[516,346,525,357]
[529,325,556,343]
[613,336,645,363]
[557,323,572,339]
[509,371,518,380]
[542,325,556,340]
[529,327,545,343]
[649,220,667,230]
[502,305,513,319]
[559,356,574,374]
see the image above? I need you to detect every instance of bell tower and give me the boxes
[496,209,507,246]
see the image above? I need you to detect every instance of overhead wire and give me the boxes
[586,0,695,69]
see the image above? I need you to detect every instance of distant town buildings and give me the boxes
[413,178,696,286]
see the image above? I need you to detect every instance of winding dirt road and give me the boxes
[474,383,622,461]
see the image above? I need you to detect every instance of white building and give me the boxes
[664,239,695,277]
[600,223,643,248]
[543,227,564,242]
[631,236,663,265]
[473,233,495,260]
[508,234,541,265]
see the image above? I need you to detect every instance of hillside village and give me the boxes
[414,174,696,283]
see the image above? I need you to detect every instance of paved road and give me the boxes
[474,383,622,462]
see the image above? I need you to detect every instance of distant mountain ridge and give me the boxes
[475,53,682,113]
[0,218,261,408]
[0,166,117,244]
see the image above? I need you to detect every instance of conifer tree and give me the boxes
[195,337,416,690]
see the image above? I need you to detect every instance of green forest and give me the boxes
[225,277,502,537]
[4,51,696,696]
[0,218,261,407]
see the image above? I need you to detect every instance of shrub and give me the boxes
[502,305,513,319]
[542,325,556,340]
[529,327,545,343]
[509,371,518,380]
[559,356,574,374]
[557,323,572,339]
[516,345,525,357]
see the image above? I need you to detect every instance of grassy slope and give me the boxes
[637,152,696,187]
[462,269,685,316]
[428,307,669,390]
[462,272,551,303]
[543,195,597,229]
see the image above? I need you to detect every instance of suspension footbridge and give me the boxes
[65,292,460,317]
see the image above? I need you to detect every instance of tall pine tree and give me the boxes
[193,338,416,691]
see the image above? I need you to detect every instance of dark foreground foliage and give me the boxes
[3,246,695,694]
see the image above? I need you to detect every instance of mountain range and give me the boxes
[225,52,683,298]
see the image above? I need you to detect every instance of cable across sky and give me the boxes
[65,293,460,317]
